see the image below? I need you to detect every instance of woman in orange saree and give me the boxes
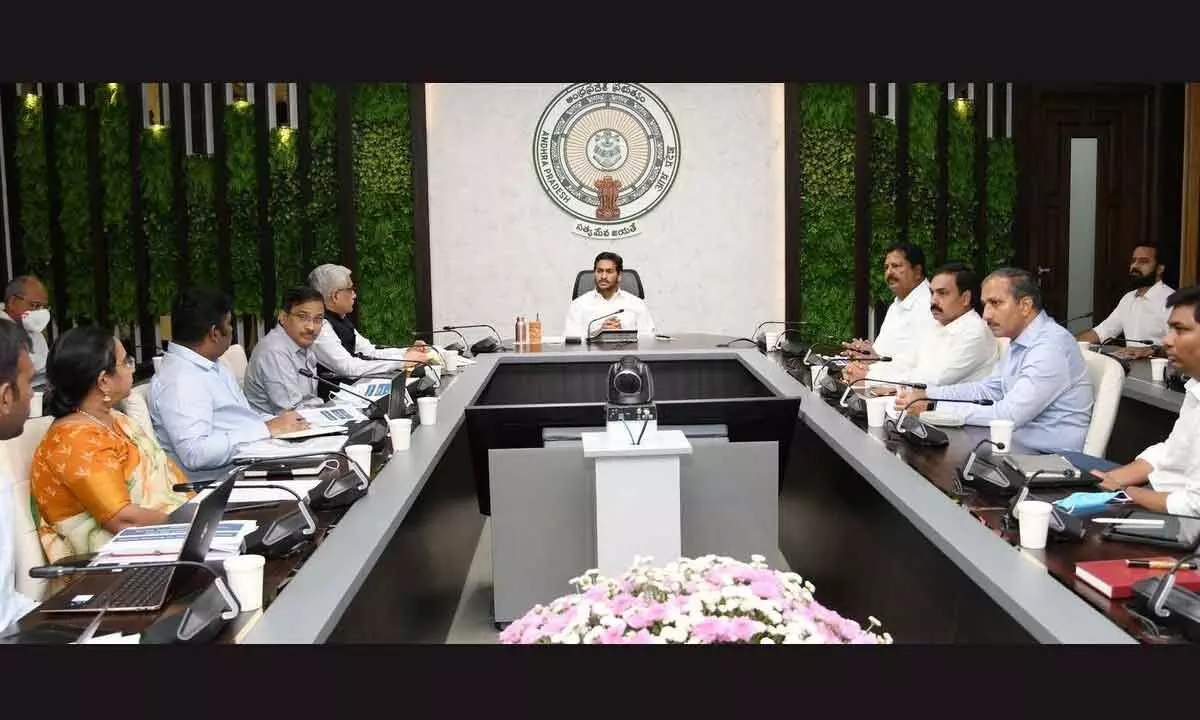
[31,327,192,563]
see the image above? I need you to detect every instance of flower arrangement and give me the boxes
[499,554,892,644]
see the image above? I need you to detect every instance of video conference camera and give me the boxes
[605,356,657,445]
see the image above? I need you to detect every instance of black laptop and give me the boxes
[36,476,235,614]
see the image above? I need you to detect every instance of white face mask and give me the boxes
[22,308,50,334]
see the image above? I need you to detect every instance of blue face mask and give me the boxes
[1053,490,1132,515]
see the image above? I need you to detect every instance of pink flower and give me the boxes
[750,579,780,599]
[596,624,627,644]
[728,617,762,642]
[584,586,608,602]
[543,612,573,635]
[691,617,727,643]
[625,601,667,630]
[609,593,636,615]
[520,625,545,643]
[627,629,653,644]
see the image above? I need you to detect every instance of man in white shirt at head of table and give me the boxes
[1075,242,1174,359]
[563,251,656,340]
[843,241,937,374]
[842,261,1000,390]
[1088,285,1200,517]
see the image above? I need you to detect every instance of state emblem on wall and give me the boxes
[532,83,680,240]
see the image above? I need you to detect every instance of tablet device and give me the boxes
[1101,509,1200,550]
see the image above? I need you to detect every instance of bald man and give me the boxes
[1,276,50,388]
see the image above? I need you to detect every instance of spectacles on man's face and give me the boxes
[13,294,49,311]
[289,311,325,326]
[116,354,136,369]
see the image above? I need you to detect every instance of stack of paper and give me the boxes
[90,520,258,566]
[232,434,348,461]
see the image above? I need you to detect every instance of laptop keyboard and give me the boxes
[92,566,173,609]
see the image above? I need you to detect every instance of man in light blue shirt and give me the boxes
[897,267,1094,453]
[149,288,309,485]
[0,322,38,635]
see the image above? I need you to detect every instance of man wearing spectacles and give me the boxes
[1,276,51,388]
[243,286,330,415]
[307,263,430,382]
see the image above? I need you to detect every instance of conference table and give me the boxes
[14,333,1192,644]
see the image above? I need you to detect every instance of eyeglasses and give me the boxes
[289,311,325,326]
[12,294,49,311]
[336,285,355,294]
[119,355,136,369]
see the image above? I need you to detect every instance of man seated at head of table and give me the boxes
[842,241,938,375]
[307,263,431,382]
[563,251,656,340]
[244,286,333,416]
[1074,242,1173,360]
[895,267,1095,454]
[1086,286,1200,516]
[150,287,310,485]
[842,262,1000,390]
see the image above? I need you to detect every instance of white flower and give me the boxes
[760,637,776,645]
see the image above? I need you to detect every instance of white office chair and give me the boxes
[0,415,54,601]
[219,344,248,388]
[1081,350,1125,458]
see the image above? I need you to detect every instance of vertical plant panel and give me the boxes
[352,83,415,345]
[798,84,856,341]
[55,105,93,321]
[225,101,259,316]
[15,94,50,289]
[270,128,302,302]
[97,84,135,325]
[308,84,339,268]
[141,128,176,316]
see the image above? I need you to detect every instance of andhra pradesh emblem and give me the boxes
[532,83,680,239]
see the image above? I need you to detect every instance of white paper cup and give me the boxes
[1150,357,1169,382]
[865,396,890,427]
[345,444,373,476]
[1015,500,1053,549]
[417,396,438,425]
[763,331,780,352]
[989,419,1014,452]
[1077,341,1091,354]
[441,349,459,372]
[223,554,266,612]
[29,391,43,418]
[388,418,412,452]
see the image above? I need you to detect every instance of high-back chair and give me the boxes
[1081,350,1125,458]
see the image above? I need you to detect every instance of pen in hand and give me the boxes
[1126,560,1199,570]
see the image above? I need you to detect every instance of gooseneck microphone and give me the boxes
[924,397,995,406]
[586,309,625,340]
[174,480,316,559]
[1148,551,1200,619]
[413,329,469,355]
[30,560,240,644]
[856,378,928,390]
[443,324,504,354]
[299,368,390,420]
[233,451,370,509]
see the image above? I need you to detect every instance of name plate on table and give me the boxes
[587,329,639,344]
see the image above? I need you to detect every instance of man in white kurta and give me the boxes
[844,262,998,388]
[563,252,656,339]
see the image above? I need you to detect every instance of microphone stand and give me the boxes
[413,328,470,356]
[585,309,626,343]
[30,560,241,644]
[443,324,505,354]
[174,480,317,559]
[233,450,370,509]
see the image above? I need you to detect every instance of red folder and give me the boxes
[1075,557,1200,599]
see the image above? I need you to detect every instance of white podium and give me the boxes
[580,429,693,578]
